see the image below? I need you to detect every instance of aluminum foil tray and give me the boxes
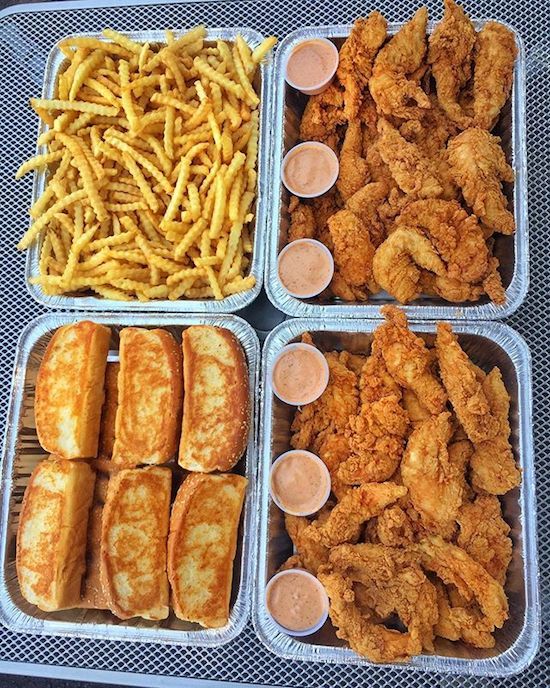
[255,318,539,676]
[0,312,259,646]
[0,0,548,686]
[24,27,273,313]
[265,23,528,320]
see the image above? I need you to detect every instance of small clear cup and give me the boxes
[281,142,339,199]
[285,38,339,95]
[277,238,335,299]
[269,449,331,516]
[265,569,329,637]
[270,342,329,406]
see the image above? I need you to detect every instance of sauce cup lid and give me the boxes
[284,38,339,96]
[269,449,332,516]
[277,238,335,299]
[281,141,339,199]
[265,568,330,637]
[270,342,330,406]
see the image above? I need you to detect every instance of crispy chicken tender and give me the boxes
[436,323,500,443]
[305,481,407,547]
[398,94,459,157]
[376,119,443,198]
[416,535,509,636]
[287,196,316,242]
[369,8,431,120]
[457,495,512,585]
[310,192,341,248]
[317,567,422,662]
[470,366,521,494]
[402,389,432,425]
[397,199,488,283]
[482,255,506,304]
[345,181,389,248]
[367,505,416,547]
[328,209,376,295]
[447,128,515,235]
[473,22,517,130]
[284,503,335,574]
[427,273,485,302]
[337,13,388,120]
[401,412,463,532]
[337,121,369,200]
[376,306,448,415]
[329,543,438,652]
[299,83,345,151]
[373,227,447,304]
[428,0,476,128]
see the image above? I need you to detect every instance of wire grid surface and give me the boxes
[0,0,546,685]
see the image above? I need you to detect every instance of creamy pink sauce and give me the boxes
[284,145,337,196]
[278,242,332,296]
[267,572,326,631]
[271,452,329,514]
[287,40,336,89]
[272,347,325,403]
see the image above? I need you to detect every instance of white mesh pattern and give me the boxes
[0,0,546,685]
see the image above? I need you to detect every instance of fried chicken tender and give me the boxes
[402,389,432,425]
[310,192,341,248]
[428,273,485,302]
[398,94,459,157]
[329,543,438,652]
[428,0,476,128]
[482,255,506,304]
[401,412,464,532]
[397,199,488,283]
[457,495,512,585]
[284,505,334,574]
[299,83,346,151]
[287,195,316,242]
[328,209,376,295]
[470,366,521,494]
[369,8,431,120]
[367,505,416,547]
[447,128,515,235]
[436,323,500,443]
[337,121,369,200]
[305,481,407,547]
[317,568,422,662]
[373,227,447,304]
[473,22,517,130]
[345,181,389,247]
[376,306,448,415]
[376,119,443,198]
[337,13,388,120]
[416,535,509,636]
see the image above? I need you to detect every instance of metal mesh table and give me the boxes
[0,0,547,685]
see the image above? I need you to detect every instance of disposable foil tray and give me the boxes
[254,317,539,676]
[0,312,259,646]
[24,28,273,313]
[265,23,528,320]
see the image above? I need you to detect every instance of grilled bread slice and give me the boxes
[35,321,110,459]
[16,457,95,611]
[100,467,171,620]
[178,326,250,472]
[168,473,247,628]
[113,328,182,467]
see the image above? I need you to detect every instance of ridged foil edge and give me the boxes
[0,312,260,646]
[253,317,540,676]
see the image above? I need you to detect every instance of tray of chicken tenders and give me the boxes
[0,312,258,645]
[254,307,539,676]
[267,0,527,320]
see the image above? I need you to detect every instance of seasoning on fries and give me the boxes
[16,27,277,301]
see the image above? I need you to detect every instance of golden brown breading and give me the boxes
[337,121,369,200]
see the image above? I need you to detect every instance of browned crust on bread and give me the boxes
[113,328,183,467]
[100,467,171,620]
[168,473,247,627]
[178,326,250,472]
[97,362,119,461]
[35,321,111,459]
[16,457,95,611]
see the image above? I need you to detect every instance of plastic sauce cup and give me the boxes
[285,38,339,96]
[271,342,330,406]
[270,449,331,516]
[265,569,330,637]
[281,142,339,199]
[277,238,334,299]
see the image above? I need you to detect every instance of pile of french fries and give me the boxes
[16,26,276,301]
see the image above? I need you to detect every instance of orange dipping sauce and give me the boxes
[282,142,339,198]
[271,343,329,405]
[271,450,330,515]
[286,39,339,92]
[278,239,334,298]
[266,570,328,633]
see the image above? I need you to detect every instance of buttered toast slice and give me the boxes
[16,457,95,611]
[100,467,171,620]
[178,326,250,472]
[35,321,110,459]
[113,328,182,467]
[168,473,247,628]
